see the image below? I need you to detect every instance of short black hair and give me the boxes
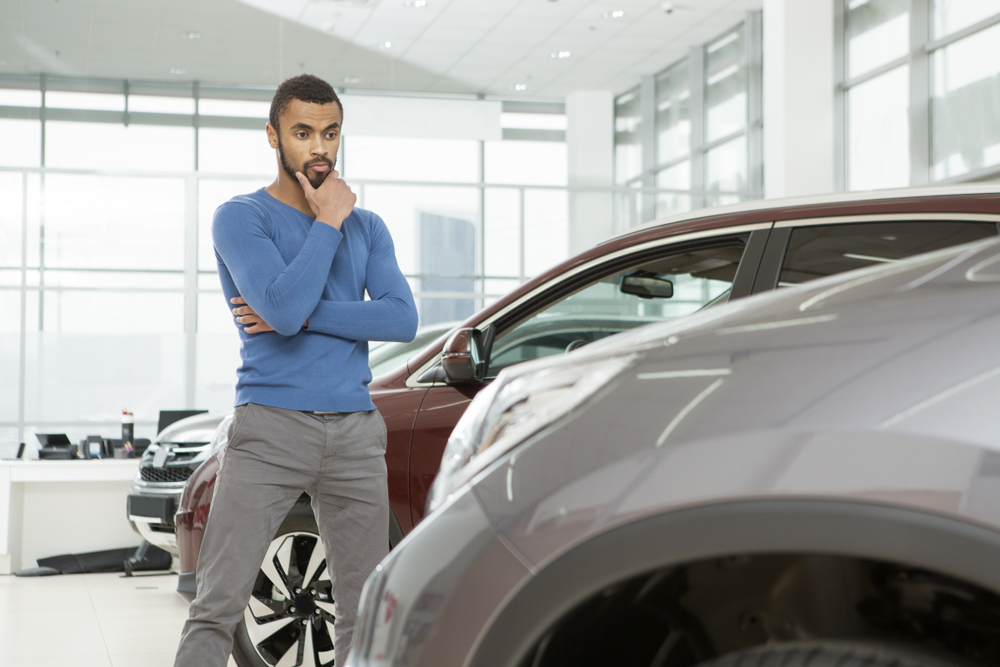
[269,74,343,130]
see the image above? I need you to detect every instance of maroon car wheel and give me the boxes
[231,503,335,667]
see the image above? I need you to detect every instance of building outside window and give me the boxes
[838,0,1000,189]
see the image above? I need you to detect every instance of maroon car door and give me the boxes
[408,382,481,526]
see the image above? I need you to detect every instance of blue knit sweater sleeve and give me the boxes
[306,212,418,343]
[213,200,343,336]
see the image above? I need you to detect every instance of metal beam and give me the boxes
[640,74,657,223]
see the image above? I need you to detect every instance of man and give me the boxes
[174,74,417,667]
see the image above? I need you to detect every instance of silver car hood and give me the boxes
[470,236,1000,568]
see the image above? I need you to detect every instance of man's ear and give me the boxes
[266,123,278,149]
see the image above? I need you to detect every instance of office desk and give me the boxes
[0,459,141,574]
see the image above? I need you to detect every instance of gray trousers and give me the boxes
[174,403,389,667]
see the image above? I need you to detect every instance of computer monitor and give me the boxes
[35,433,72,446]
[157,410,209,435]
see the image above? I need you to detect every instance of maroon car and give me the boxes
[175,186,1000,667]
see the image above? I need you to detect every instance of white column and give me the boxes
[566,90,614,255]
[763,0,836,199]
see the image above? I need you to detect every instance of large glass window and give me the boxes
[199,128,273,175]
[932,0,1000,38]
[706,135,747,206]
[846,0,908,79]
[484,140,566,186]
[0,119,41,167]
[656,61,690,165]
[931,21,1000,180]
[705,27,747,143]
[655,161,692,219]
[840,0,1000,189]
[614,88,642,185]
[346,136,479,184]
[46,123,195,172]
[615,17,761,227]
[42,174,186,270]
[848,65,910,190]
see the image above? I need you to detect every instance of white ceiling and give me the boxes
[1,0,762,98]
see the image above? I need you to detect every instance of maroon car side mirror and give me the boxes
[441,328,486,384]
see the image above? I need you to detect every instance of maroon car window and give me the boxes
[488,244,745,377]
[778,221,998,286]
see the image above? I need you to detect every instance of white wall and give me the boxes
[20,481,141,570]
[763,0,836,199]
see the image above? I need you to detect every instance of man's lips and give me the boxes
[308,163,331,172]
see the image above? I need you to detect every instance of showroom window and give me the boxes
[614,11,764,227]
[836,0,1000,189]
[0,74,567,453]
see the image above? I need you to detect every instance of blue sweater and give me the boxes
[213,188,418,412]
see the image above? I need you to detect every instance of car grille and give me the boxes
[140,466,193,483]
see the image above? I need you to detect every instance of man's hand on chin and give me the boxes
[296,170,357,230]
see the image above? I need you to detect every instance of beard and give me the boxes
[277,135,336,189]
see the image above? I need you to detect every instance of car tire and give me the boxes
[232,501,336,667]
[696,641,972,667]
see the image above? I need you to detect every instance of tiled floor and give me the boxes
[0,571,237,667]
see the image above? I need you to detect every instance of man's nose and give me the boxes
[310,137,328,155]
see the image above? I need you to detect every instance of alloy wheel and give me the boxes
[243,531,336,666]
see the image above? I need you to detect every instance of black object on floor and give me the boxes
[33,541,173,575]
[14,566,61,577]
[123,540,173,576]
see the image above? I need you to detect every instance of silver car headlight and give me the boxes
[426,353,637,514]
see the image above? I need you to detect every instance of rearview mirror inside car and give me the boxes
[441,328,486,384]
[619,271,674,299]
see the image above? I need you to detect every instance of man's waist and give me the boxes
[235,385,375,414]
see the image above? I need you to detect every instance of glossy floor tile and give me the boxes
[0,572,237,667]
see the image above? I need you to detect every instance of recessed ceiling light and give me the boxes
[180,31,201,39]
[344,76,362,84]
[550,50,571,59]
[509,83,528,91]
[662,2,675,14]
[378,41,393,49]
[169,68,187,75]
[322,22,336,32]
[403,0,427,6]
[602,10,625,19]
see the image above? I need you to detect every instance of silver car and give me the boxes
[347,236,1000,667]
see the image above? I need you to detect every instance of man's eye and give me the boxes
[296,132,307,138]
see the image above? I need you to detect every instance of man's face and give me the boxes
[269,99,342,189]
